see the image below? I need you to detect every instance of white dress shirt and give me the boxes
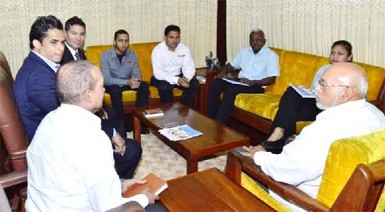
[254,99,385,210]
[26,104,148,211]
[151,41,195,85]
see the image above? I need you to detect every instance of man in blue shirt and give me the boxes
[207,28,280,123]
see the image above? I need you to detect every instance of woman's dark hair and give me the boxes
[332,40,353,62]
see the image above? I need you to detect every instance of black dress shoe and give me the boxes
[261,135,297,154]
[140,127,150,134]
[260,137,287,154]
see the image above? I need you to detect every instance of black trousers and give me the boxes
[105,82,150,119]
[101,119,142,179]
[207,79,264,123]
[113,138,142,179]
[269,86,322,137]
[150,76,200,106]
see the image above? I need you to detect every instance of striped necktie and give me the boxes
[75,51,80,60]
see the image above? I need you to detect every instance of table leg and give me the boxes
[133,115,141,143]
[186,158,198,174]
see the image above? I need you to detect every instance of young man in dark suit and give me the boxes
[61,16,143,179]
[14,15,65,141]
[14,15,142,180]
[60,16,87,64]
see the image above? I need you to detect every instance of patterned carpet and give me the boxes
[130,132,227,181]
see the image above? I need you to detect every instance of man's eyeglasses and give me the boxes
[318,79,349,89]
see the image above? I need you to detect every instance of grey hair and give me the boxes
[250,28,264,34]
[56,60,96,104]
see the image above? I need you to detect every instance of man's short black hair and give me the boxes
[64,16,86,31]
[164,25,180,36]
[114,29,129,41]
[29,15,63,49]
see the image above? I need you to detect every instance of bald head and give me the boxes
[315,62,368,110]
[326,62,368,98]
[57,60,97,104]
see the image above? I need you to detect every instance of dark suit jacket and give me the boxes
[60,45,115,138]
[13,52,59,141]
[60,45,87,65]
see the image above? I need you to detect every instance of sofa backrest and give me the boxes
[86,42,159,83]
[317,129,385,210]
[267,48,385,103]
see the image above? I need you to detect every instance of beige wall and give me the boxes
[227,0,385,68]
[2,0,385,77]
[0,0,217,76]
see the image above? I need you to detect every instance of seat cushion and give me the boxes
[103,87,183,105]
[234,93,281,120]
[241,173,289,211]
[317,130,385,210]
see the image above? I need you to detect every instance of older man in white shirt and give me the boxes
[242,62,385,211]
[26,61,157,211]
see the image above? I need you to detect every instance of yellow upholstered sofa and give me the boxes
[86,42,183,113]
[226,129,385,211]
[232,48,385,134]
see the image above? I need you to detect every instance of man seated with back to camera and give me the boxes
[13,15,141,180]
[26,60,159,211]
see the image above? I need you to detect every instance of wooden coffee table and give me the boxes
[133,103,249,174]
[159,168,274,211]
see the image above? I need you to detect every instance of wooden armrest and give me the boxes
[225,149,329,211]
[0,170,27,189]
[9,150,26,160]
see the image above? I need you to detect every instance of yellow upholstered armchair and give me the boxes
[225,130,385,211]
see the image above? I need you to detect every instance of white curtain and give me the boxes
[227,0,385,68]
[0,0,217,76]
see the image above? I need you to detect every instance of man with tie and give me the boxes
[14,15,142,180]
[60,16,86,64]
[61,17,143,179]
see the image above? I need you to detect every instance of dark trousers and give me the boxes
[105,83,149,135]
[150,76,200,106]
[105,82,150,119]
[113,138,142,179]
[269,86,322,137]
[101,119,142,179]
[207,79,264,123]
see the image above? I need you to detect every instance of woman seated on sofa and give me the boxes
[262,40,353,153]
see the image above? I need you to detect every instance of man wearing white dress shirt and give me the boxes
[151,24,199,106]
[26,61,157,211]
[242,62,385,211]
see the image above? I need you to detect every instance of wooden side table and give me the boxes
[195,67,218,114]
[159,168,274,211]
